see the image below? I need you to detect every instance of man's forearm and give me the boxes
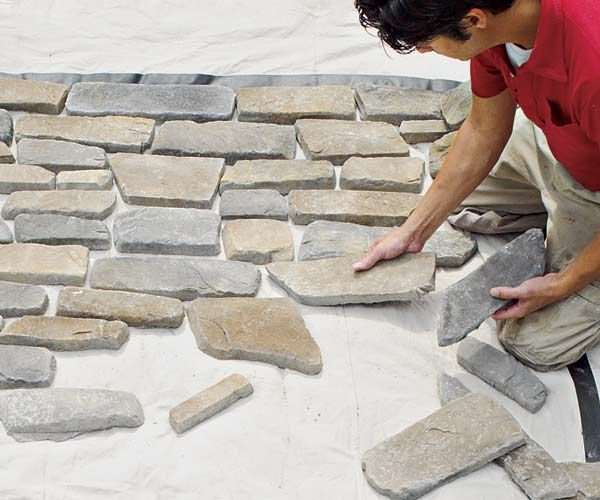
[554,233,600,299]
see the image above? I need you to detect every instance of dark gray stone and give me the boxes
[0,78,68,115]
[400,120,450,144]
[0,281,48,317]
[429,131,457,178]
[441,81,472,131]
[437,373,470,406]
[0,345,55,389]
[0,109,13,145]
[0,164,55,193]
[17,138,108,173]
[0,143,14,164]
[219,189,288,221]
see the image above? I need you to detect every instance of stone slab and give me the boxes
[169,374,253,434]
[423,229,478,267]
[0,109,13,145]
[441,81,472,131]
[400,120,450,144]
[0,281,48,317]
[267,253,435,306]
[187,297,323,375]
[563,462,600,499]
[0,164,55,193]
[17,138,108,173]
[219,189,288,221]
[437,373,470,407]
[0,78,68,114]
[0,143,14,164]
[56,170,113,190]
[429,131,457,178]
[340,157,424,193]
[0,345,56,389]
[223,219,294,264]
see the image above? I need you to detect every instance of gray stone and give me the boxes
[0,143,14,164]
[57,287,184,329]
[91,257,261,301]
[295,119,409,165]
[2,190,117,220]
[151,121,296,165]
[361,393,526,500]
[0,220,13,243]
[0,78,68,114]
[457,337,547,413]
[170,374,253,434]
[220,159,335,195]
[267,254,435,306]
[355,85,443,125]
[66,82,235,122]
[223,219,294,264]
[288,190,421,226]
[0,109,13,145]
[219,189,288,221]
[423,229,478,267]
[400,120,450,144]
[114,207,221,256]
[110,153,224,209]
[237,85,356,125]
[0,316,129,351]
[187,297,323,375]
[0,164,55,193]
[14,214,111,250]
[340,157,424,193]
[15,115,155,153]
[0,281,48,317]
[17,138,108,173]
[437,229,546,346]
[56,170,113,190]
[0,388,144,442]
[563,462,600,499]
[437,373,470,406]
[0,345,55,389]
[429,131,457,178]
[441,81,472,131]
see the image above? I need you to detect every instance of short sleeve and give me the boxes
[470,50,508,98]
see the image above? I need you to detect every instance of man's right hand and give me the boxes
[352,229,424,272]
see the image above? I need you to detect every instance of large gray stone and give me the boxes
[340,157,424,193]
[151,121,297,165]
[91,257,261,301]
[437,373,470,407]
[223,219,294,264]
[0,143,14,164]
[0,109,13,145]
[441,81,472,131]
[110,153,224,209]
[114,207,221,256]
[399,120,450,144]
[0,345,56,389]
[267,254,435,306]
[437,229,546,347]
[0,78,69,114]
[66,82,235,122]
[0,281,48,317]
[0,164,55,193]
[429,131,457,178]
[423,229,477,268]
[187,297,322,375]
[219,189,288,221]
[17,138,108,173]
[361,393,526,500]
[563,462,600,499]
[56,170,113,190]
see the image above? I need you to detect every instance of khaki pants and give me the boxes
[448,109,600,371]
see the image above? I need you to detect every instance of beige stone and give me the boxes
[340,157,424,193]
[400,120,450,144]
[0,78,68,114]
[223,219,294,264]
[56,170,113,190]
[0,164,55,193]
[429,131,457,178]
[563,462,600,499]
[0,143,14,164]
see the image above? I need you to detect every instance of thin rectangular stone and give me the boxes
[0,281,48,317]
[56,170,113,190]
[0,164,55,193]
[17,139,108,173]
[0,109,13,145]
[400,120,450,144]
[219,189,289,221]
[340,157,424,193]
[0,78,69,114]
[0,143,14,164]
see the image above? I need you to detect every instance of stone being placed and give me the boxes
[441,81,472,131]
[56,170,113,190]
[91,257,261,301]
[219,189,288,221]
[295,119,409,165]
[0,109,13,145]
[187,297,323,375]
[0,388,144,442]
[17,139,108,173]
[114,207,221,256]
[361,393,526,500]
[0,345,56,389]
[267,254,435,306]
[400,120,450,144]
[0,143,14,164]
[57,287,184,328]
[429,131,457,178]
[237,85,356,125]
[437,229,546,347]
[110,153,224,209]
[66,82,235,122]
[0,164,55,193]
[0,281,48,317]
[170,374,253,434]
[0,78,69,114]
[151,121,296,165]
[223,219,294,264]
[563,462,600,499]
[340,157,424,194]
[437,373,470,407]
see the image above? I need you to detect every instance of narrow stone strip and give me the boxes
[56,170,113,190]
[17,138,108,172]
[0,164,55,193]
[0,78,69,114]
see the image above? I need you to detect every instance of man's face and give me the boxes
[416,33,487,61]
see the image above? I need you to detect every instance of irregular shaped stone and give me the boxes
[15,115,155,153]
[441,81,472,131]
[423,229,477,267]
[361,393,526,500]
[400,120,450,144]
[0,345,55,389]
[0,220,12,243]
[0,281,48,317]
[355,85,443,125]
[114,207,221,256]
[437,229,546,347]
[170,374,253,434]
[429,131,457,178]
[0,143,14,164]
[2,190,116,220]
[563,462,600,499]
[267,254,435,306]
[437,373,470,407]
[152,121,296,165]
[288,190,421,226]
[14,214,111,250]
[0,109,13,145]
[56,170,113,190]
[340,157,424,193]
[0,388,144,442]
[237,85,356,125]
[110,153,224,209]
[0,164,55,193]
[0,78,68,114]
[57,287,184,328]
[223,219,294,264]
[187,297,322,375]
[17,138,108,173]
[219,189,288,221]
[91,257,261,301]
[66,82,235,122]
[295,119,409,165]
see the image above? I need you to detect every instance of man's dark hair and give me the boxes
[356,0,516,54]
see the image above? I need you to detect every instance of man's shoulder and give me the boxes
[563,0,600,60]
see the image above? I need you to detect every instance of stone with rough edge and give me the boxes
[0,164,55,193]
[563,462,600,499]
[437,373,470,407]
[1,190,117,220]
[223,219,294,264]
[423,229,478,268]
[340,157,424,194]
[56,170,113,190]
[0,281,48,317]
[187,297,323,375]
[361,393,526,500]
[0,78,69,114]
[295,119,409,165]
[91,257,261,301]
[399,120,450,144]
[220,159,336,195]
[151,121,296,165]
[0,388,144,442]
[441,81,473,131]
[169,374,253,434]
[0,109,13,145]
[219,189,288,221]
[237,85,356,125]
[14,214,111,250]
[110,153,224,209]
[17,139,108,173]
[429,131,457,178]
[66,82,235,122]
[267,254,435,306]
[0,143,14,164]
[0,220,12,243]
[0,345,56,389]
[437,229,546,347]
[56,287,184,328]
[114,207,221,256]
[15,115,155,153]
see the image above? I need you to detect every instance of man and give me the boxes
[353,0,600,371]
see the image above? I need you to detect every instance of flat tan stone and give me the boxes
[223,219,294,264]
[400,120,450,144]
[0,143,14,164]
[563,462,600,499]
[0,164,55,193]
[441,81,472,130]
[429,131,457,178]
[0,78,68,114]
[340,157,424,193]
[56,170,113,190]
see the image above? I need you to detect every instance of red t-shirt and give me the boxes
[471,0,600,190]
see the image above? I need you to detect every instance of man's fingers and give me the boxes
[492,301,528,320]
[353,247,382,272]
[490,286,525,300]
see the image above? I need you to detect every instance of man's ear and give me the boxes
[463,8,489,30]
